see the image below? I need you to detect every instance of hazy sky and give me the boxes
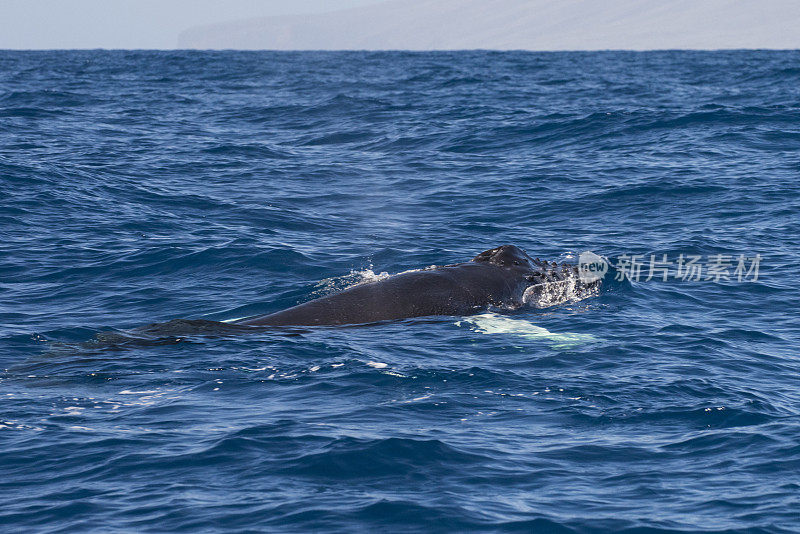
[0,0,383,49]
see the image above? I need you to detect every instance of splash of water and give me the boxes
[522,275,600,309]
[311,268,392,298]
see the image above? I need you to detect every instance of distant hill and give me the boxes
[178,0,800,50]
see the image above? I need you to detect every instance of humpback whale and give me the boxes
[79,246,599,351]
[235,245,598,327]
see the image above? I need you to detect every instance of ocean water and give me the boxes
[1,50,799,533]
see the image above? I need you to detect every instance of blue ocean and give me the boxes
[1,50,799,533]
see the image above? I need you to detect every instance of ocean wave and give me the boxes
[1,49,798,533]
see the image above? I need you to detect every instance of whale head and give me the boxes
[472,245,537,271]
[472,245,598,309]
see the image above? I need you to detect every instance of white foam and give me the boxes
[221,316,248,323]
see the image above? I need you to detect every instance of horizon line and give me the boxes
[2,47,800,52]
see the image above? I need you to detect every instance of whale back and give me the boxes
[238,245,598,327]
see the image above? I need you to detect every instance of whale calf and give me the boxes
[236,245,599,327]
